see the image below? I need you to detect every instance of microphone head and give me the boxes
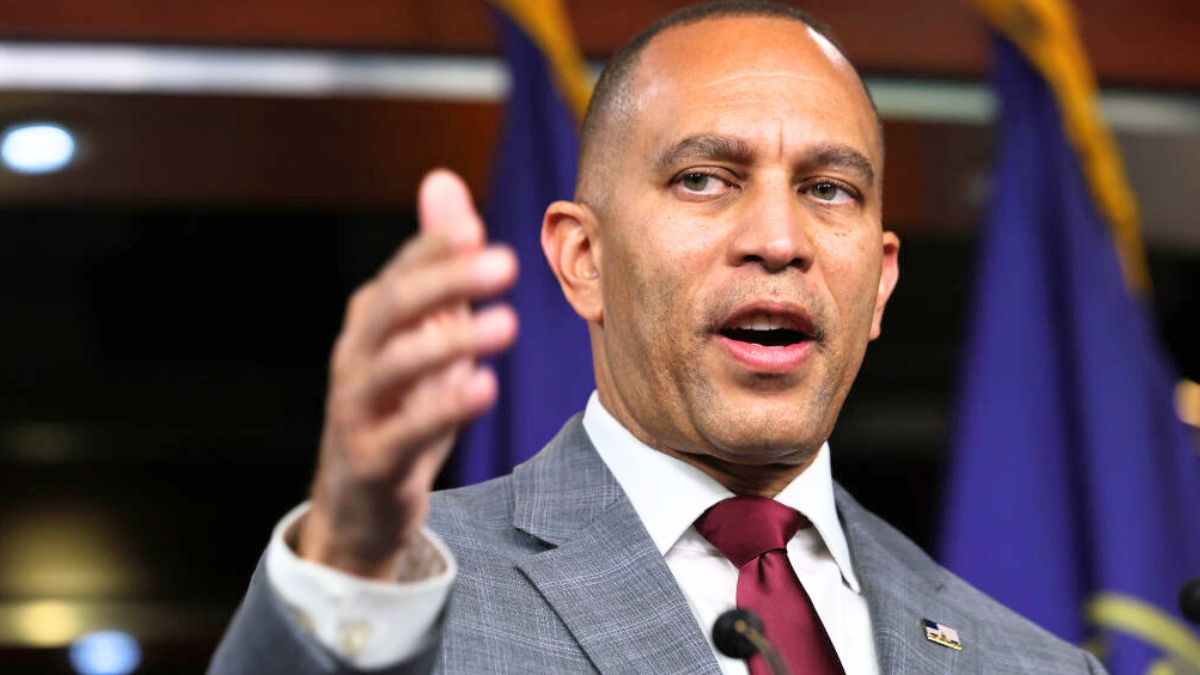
[1181,578,1200,624]
[712,608,765,660]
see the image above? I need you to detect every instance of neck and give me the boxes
[653,445,818,497]
[593,382,820,498]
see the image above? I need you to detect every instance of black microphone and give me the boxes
[712,609,791,675]
[1182,578,1200,625]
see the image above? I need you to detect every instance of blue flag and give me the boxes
[457,1,594,484]
[939,8,1200,673]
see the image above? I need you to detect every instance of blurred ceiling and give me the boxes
[0,0,1196,87]
[0,2,1195,671]
[0,0,1195,246]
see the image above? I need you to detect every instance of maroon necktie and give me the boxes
[695,497,843,675]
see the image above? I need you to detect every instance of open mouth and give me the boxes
[718,312,814,347]
[720,326,810,346]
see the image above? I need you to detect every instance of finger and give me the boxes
[360,303,517,411]
[355,245,518,351]
[366,363,498,477]
[384,229,458,278]
[337,231,458,339]
[418,169,485,252]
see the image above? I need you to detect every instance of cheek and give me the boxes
[818,232,883,329]
[612,210,722,311]
[602,238,674,347]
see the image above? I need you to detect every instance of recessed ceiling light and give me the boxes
[1,122,76,174]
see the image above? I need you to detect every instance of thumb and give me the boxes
[417,168,485,251]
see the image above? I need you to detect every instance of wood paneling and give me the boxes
[0,91,970,236]
[0,92,502,207]
[0,0,1195,88]
[2,90,1196,251]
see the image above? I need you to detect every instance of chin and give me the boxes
[699,410,827,466]
[678,358,839,464]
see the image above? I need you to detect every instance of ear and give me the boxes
[869,231,900,340]
[541,200,603,323]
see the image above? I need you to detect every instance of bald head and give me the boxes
[575,1,880,208]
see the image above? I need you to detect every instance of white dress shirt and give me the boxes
[267,391,878,673]
[583,393,878,675]
[267,507,455,669]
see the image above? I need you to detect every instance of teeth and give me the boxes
[733,313,788,330]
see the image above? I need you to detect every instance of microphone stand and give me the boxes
[712,609,792,675]
[734,618,791,675]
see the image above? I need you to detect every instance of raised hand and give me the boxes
[297,169,518,579]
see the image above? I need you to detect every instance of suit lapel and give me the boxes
[511,420,994,674]
[511,417,720,674]
[836,486,983,673]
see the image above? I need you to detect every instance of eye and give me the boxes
[682,173,710,191]
[805,180,857,205]
[672,171,733,198]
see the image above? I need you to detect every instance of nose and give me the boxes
[727,177,815,272]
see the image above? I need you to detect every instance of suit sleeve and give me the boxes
[1083,649,1110,675]
[208,504,455,674]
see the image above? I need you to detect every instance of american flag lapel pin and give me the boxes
[922,619,963,651]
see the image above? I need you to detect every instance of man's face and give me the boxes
[590,16,899,467]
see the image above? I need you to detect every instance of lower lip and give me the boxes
[717,335,814,373]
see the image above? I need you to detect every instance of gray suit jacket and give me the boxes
[210,415,1106,674]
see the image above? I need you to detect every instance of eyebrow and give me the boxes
[653,134,876,188]
[654,134,755,174]
[807,143,876,188]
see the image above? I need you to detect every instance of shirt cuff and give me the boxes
[265,502,456,670]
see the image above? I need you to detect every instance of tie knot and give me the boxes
[694,497,809,567]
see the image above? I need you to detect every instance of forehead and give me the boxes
[630,16,880,160]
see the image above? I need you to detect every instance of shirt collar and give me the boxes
[581,391,861,593]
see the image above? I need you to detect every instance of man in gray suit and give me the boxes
[212,2,1106,673]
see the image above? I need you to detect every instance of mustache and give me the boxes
[702,285,829,341]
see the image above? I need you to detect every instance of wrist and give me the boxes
[294,507,409,581]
